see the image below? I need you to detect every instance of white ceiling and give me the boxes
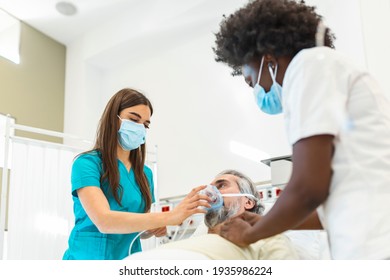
[0,0,214,46]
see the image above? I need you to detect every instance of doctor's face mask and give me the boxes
[253,56,283,115]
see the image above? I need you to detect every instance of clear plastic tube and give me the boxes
[202,184,258,211]
[176,218,192,241]
[128,229,147,256]
[128,202,158,256]
[171,225,180,242]
[221,193,256,199]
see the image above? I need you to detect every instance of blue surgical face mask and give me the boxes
[117,115,146,151]
[253,56,283,115]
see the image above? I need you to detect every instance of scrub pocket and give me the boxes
[68,231,113,260]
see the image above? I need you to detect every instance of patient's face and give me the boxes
[204,174,248,229]
[212,174,247,214]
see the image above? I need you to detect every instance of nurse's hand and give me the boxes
[220,212,261,247]
[168,185,211,225]
[141,227,167,239]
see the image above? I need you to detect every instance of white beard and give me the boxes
[204,198,241,228]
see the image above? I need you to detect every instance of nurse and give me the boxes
[213,0,390,259]
[63,88,210,260]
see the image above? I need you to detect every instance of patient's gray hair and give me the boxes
[217,169,264,215]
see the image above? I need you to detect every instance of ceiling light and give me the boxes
[55,1,77,16]
[229,140,270,162]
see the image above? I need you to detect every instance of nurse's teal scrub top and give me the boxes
[63,151,155,260]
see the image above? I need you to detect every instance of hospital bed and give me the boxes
[126,227,330,260]
[125,204,331,260]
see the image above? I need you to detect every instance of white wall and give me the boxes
[359,0,390,98]
[102,24,290,198]
[307,0,390,98]
[64,0,390,198]
[306,0,366,66]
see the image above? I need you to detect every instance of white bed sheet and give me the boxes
[125,249,210,260]
[128,210,331,260]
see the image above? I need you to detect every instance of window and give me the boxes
[0,9,20,64]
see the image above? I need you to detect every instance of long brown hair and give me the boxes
[87,88,153,212]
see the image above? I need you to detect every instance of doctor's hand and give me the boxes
[220,212,262,247]
[168,185,211,225]
[239,211,262,226]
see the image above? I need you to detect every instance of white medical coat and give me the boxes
[283,46,390,259]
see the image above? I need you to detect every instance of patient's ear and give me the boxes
[244,199,255,210]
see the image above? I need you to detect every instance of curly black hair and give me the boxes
[213,0,335,75]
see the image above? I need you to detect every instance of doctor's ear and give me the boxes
[264,54,277,67]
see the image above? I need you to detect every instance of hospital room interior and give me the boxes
[0,0,389,260]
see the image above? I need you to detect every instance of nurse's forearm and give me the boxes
[79,185,209,234]
[96,211,176,234]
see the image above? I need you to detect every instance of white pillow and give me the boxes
[284,230,331,260]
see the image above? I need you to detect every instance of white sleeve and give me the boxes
[283,49,348,145]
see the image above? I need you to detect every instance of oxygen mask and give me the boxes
[200,184,256,212]
[200,185,223,211]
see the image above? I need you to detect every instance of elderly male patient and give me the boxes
[127,170,299,260]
